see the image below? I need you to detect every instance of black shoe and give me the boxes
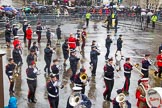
[32,100,37,103]
[103,95,107,100]
[44,68,46,72]
[28,99,32,103]
[107,98,112,102]
[9,90,15,93]
[63,63,67,66]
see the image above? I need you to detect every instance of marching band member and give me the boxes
[136,78,150,108]
[26,61,38,103]
[44,43,54,75]
[156,50,162,78]
[30,42,39,57]
[26,25,33,50]
[122,58,133,95]
[46,28,52,46]
[51,59,61,77]
[105,35,113,60]
[62,39,69,66]
[90,45,100,76]
[115,35,123,57]
[12,36,22,49]
[74,68,89,94]
[5,58,17,93]
[68,33,77,50]
[141,54,151,78]
[36,22,43,43]
[81,27,87,51]
[103,58,114,101]
[47,73,63,108]
[26,49,36,67]
[113,89,131,108]
[75,29,81,52]
[12,44,23,67]
[66,86,92,108]
[69,49,80,82]
[12,24,18,36]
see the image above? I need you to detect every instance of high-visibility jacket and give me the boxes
[86,13,91,19]
[111,13,115,19]
[151,15,158,22]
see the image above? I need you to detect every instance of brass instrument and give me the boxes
[133,63,144,76]
[10,63,19,82]
[69,93,81,107]
[80,73,88,84]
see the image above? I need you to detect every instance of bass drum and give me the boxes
[146,87,162,108]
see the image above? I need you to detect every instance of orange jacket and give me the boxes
[26,29,33,40]
[157,54,162,67]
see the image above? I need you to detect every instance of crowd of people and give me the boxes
[3,8,162,108]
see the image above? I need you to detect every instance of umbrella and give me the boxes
[119,5,125,8]
[3,7,13,11]
[141,12,146,16]
[147,12,153,16]
[24,7,31,11]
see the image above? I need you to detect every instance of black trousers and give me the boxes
[105,47,110,60]
[44,57,52,74]
[37,33,41,43]
[24,32,26,43]
[103,79,114,100]
[107,23,110,32]
[86,18,89,27]
[152,22,155,29]
[91,61,97,75]
[123,73,131,92]
[28,39,31,50]
[141,70,149,78]
[47,39,51,46]
[158,66,162,77]
[48,96,59,108]
[27,80,37,101]
[70,66,77,82]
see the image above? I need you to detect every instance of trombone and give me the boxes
[132,63,144,76]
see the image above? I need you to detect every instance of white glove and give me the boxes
[9,76,13,79]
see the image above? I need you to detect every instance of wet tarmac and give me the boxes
[1,20,162,108]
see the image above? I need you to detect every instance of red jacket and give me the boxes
[13,39,21,48]
[26,29,33,40]
[157,54,162,67]
[136,85,149,108]
[68,37,76,49]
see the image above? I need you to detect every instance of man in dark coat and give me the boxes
[44,43,53,75]
[90,46,100,76]
[115,35,123,57]
[36,22,43,43]
[105,35,112,60]
[22,20,28,43]
[69,49,80,82]
[62,39,69,66]
[5,27,12,47]
[56,25,61,45]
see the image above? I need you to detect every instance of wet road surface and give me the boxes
[1,20,162,108]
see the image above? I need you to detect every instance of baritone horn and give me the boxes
[69,94,81,107]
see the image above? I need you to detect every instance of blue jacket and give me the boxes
[8,97,17,108]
